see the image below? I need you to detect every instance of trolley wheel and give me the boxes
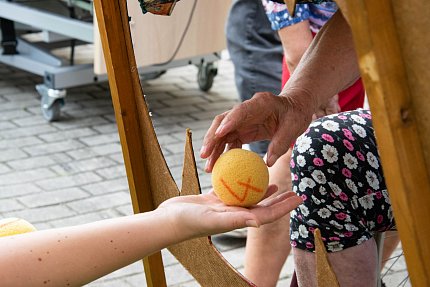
[197,62,217,92]
[36,84,66,122]
[41,98,64,122]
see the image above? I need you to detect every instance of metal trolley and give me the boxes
[0,0,219,121]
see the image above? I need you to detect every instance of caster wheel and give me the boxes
[197,62,217,92]
[36,84,66,122]
[41,98,64,122]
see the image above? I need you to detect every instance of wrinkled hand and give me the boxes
[312,94,340,121]
[158,185,302,240]
[200,92,315,171]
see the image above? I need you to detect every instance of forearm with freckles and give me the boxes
[0,210,181,287]
[281,10,361,112]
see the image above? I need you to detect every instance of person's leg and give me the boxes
[244,150,292,287]
[245,216,291,286]
[294,238,378,287]
[289,109,395,286]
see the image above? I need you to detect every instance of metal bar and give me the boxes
[138,53,220,74]
[0,1,93,43]
[47,64,108,89]
[0,37,66,76]
[375,232,385,287]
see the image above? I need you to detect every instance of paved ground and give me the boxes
[0,57,409,286]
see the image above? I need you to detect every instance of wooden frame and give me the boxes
[335,1,430,285]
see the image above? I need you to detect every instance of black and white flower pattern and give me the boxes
[290,110,396,253]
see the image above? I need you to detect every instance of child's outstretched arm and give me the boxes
[0,186,301,286]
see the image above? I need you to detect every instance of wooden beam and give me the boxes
[93,1,167,286]
[337,1,430,285]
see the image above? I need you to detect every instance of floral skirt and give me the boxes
[290,109,395,252]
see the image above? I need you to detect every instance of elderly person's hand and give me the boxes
[200,90,317,171]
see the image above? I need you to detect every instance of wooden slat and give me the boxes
[337,1,430,285]
[93,1,167,286]
[315,229,339,287]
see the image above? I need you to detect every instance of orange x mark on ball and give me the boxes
[220,177,264,203]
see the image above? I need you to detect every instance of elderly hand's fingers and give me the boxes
[215,92,277,138]
[312,94,340,121]
[200,111,229,159]
[266,95,314,166]
[201,100,260,162]
[314,109,327,119]
[204,140,229,172]
[214,101,250,138]
[322,94,340,116]
[325,103,340,115]
[311,113,318,121]
[202,92,281,168]
[213,101,249,139]
[226,139,244,152]
[266,130,295,167]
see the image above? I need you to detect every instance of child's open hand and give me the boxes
[157,185,302,241]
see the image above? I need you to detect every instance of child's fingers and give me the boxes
[257,191,299,207]
[252,194,303,225]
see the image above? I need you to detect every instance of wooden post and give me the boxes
[93,1,167,286]
[337,1,430,285]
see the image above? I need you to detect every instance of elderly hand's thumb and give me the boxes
[266,141,289,167]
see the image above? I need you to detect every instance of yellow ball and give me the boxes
[0,218,37,238]
[212,148,269,207]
